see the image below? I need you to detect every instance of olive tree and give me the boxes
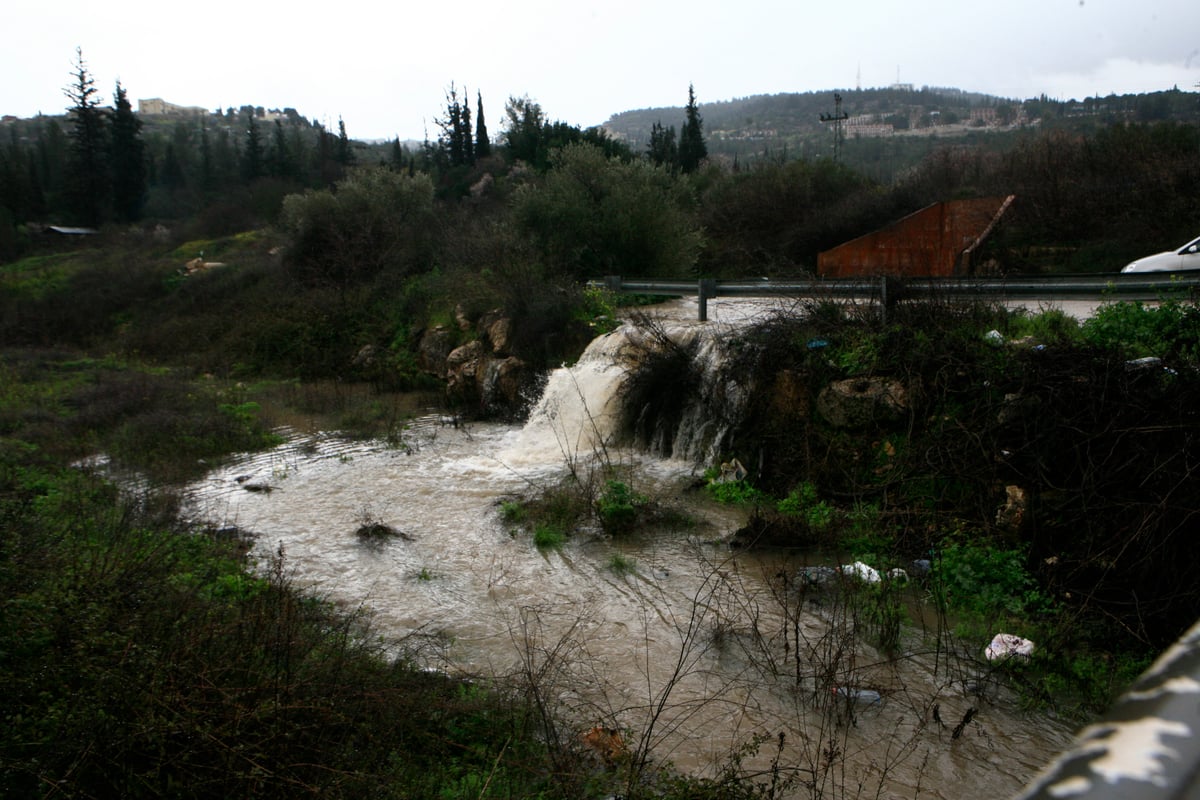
[512,142,702,279]
[279,166,436,289]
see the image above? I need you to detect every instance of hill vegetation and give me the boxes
[603,85,1200,183]
[1,59,1200,796]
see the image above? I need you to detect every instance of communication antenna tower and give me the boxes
[819,92,849,162]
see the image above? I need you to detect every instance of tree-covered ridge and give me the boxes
[603,85,1200,175]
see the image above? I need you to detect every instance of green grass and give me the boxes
[607,552,637,575]
[533,523,567,549]
[500,499,527,523]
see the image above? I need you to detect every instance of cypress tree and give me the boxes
[110,81,146,222]
[679,83,708,174]
[199,124,215,195]
[270,119,296,178]
[390,137,404,172]
[161,143,186,191]
[475,91,491,159]
[336,117,355,166]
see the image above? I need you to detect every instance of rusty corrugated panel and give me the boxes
[817,195,1015,278]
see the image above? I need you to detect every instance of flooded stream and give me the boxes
[182,298,1076,798]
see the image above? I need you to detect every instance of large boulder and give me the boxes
[445,340,486,404]
[816,377,910,428]
[417,326,455,376]
[445,340,536,416]
[481,313,514,355]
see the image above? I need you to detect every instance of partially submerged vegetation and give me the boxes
[663,292,1196,715]
[491,289,1199,722]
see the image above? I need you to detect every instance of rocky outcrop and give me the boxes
[417,326,455,375]
[426,311,538,417]
[995,484,1028,532]
[445,340,486,403]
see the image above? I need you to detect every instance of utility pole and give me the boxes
[820,92,849,162]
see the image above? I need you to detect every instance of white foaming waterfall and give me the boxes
[640,326,745,464]
[497,326,638,470]
[499,317,743,471]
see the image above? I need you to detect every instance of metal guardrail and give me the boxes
[595,274,1200,320]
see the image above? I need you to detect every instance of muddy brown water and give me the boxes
[182,298,1078,798]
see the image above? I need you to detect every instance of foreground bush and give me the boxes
[0,464,561,798]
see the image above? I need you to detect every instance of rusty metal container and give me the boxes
[818,195,1015,278]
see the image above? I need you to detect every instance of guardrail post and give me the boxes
[604,275,622,293]
[698,279,717,321]
[880,275,899,324]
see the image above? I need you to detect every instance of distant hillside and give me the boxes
[601,86,1200,178]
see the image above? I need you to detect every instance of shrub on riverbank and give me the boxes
[0,465,563,798]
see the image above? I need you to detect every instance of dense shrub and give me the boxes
[718,298,1200,651]
[512,142,702,279]
[279,167,436,289]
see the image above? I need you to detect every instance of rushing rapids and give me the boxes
[183,297,1074,798]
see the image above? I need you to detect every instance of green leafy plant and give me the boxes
[706,478,766,505]
[1005,306,1083,346]
[533,524,566,550]
[597,479,646,534]
[500,499,526,523]
[933,539,1053,630]
[776,481,836,531]
[1082,296,1200,360]
[704,464,767,505]
[607,552,637,575]
[834,331,881,375]
[576,285,620,334]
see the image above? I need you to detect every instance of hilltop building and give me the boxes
[137,98,208,117]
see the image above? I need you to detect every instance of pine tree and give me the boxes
[475,91,491,159]
[437,84,475,167]
[461,92,474,166]
[501,96,547,168]
[110,81,146,222]
[63,47,110,225]
[678,83,708,174]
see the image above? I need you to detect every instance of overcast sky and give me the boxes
[6,0,1199,142]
